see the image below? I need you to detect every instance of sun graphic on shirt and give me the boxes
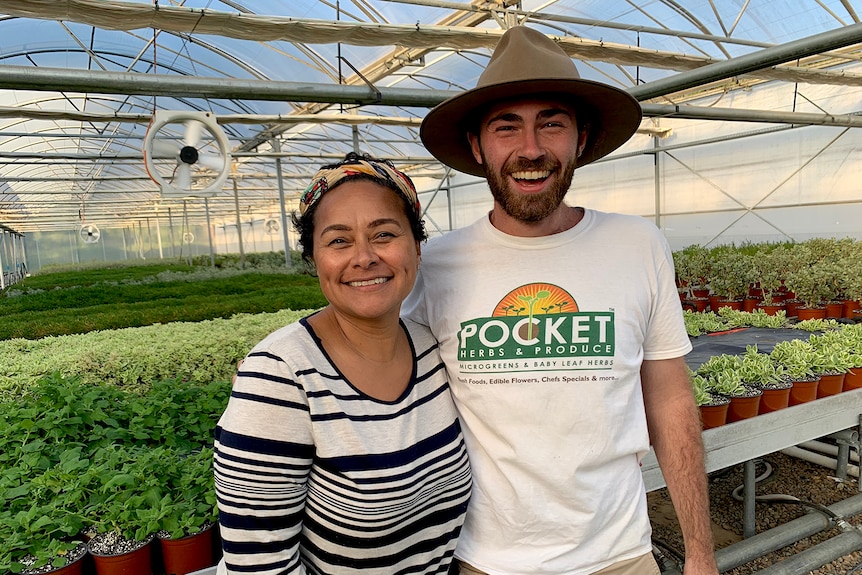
[493,283,578,317]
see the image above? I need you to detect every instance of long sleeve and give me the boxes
[214,348,313,575]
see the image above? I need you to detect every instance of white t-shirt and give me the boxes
[402,208,692,575]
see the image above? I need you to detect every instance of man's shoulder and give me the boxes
[423,219,484,254]
[591,210,662,236]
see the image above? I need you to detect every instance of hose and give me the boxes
[731,458,846,524]
[652,540,684,574]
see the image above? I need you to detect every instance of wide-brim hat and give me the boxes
[420,26,643,177]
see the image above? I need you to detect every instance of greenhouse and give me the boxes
[2,1,862,575]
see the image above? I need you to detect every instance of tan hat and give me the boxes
[420,26,643,176]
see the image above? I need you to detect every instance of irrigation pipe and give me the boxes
[715,491,862,571]
[744,529,862,575]
[797,440,861,463]
[781,446,860,478]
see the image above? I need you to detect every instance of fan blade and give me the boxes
[184,119,204,148]
[150,139,181,159]
[197,152,225,172]
[175,164,192,190]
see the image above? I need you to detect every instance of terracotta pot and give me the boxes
[685,297,709,313]
[88,537,152,575]
[789,377,820,406]
[743,297,761,313]
[784,299,802,318]
[817,373,846,398]
[795,306,827,321]
[699,402,729,430]
[159,525,215,575]
[845,300,862,319]
[726,392,762,423]
[825,302,844,319]
[708,294,722,311]
[713,299,743,312]
[766,293,786,304]
[692,288,710,298]
[38,544,88,575]
[756,303,786,316]
[844,368,862,391]
[758,386,792,414]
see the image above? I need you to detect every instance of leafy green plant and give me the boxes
[808,331,855,375]
[0,262,325,340]
[783,239,841,309]
[738,345,790,388]
[708,246,755,302]
[770,339,818,381]
[0,309,309,395]
[752,245,792,304]
[673,244,711,297]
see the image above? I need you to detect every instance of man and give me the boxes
[403,26,718,575]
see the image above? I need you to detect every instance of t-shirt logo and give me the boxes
[457,283,616,375]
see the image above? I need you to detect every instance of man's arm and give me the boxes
[641,356,718,575]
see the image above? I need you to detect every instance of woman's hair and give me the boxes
[292,152,427,264]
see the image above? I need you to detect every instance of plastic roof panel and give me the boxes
[0,0,859,238]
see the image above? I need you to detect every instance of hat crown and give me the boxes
[477,26,582,89]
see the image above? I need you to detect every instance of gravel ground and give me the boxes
[649,449,862,575]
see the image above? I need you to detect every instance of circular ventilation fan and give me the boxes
[264,217,280,235]
[80,223,101,244]
[182,232,195,244]
[143,110,230,198]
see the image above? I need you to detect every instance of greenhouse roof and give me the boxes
[0,0,861,235]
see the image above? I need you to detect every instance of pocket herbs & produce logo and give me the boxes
[458,283,615,375]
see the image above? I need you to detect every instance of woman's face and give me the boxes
[312,179,420,324]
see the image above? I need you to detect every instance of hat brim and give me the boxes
[420,78,643,177]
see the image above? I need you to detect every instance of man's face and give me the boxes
[468,98,588,224]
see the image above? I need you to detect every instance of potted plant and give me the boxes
[769,339,820,404]
[840,247,862,320]
[707,246,755,310]
[808,331,854,397]
[782,239,843,319]
[156,448,218,575]
[753,245,791,313]
[841,324,862,391]
[84,446,162,575]
[690,370,730,429]
[737,345,793,413]
[697,354,762,422]
[673,244,711,309]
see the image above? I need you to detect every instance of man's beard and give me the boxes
[483,153,577,223]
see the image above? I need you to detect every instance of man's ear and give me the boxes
[468,132,483,165]
[577,125,590,158]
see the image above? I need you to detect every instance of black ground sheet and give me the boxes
[685,328,813,370]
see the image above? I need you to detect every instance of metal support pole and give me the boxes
[837,442,850,480]
[271,138,292,270]
[205,197,215,267]
[167,207,176,258]
[629,22,862,101]
[233,178,246,269]
[716,492,862,572]
[155,214,164,259]
[68,229,75,264]
[653,134,662,229]
[0,231,6,290]
[750,530,862,575]
[743,459,757,539]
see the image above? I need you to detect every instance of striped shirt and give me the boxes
[214,316,471,575]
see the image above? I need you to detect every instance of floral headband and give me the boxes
[299,158,420,217]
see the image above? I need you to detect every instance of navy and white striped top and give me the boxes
[214,316,471,575]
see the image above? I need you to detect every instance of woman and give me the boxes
[214,153,471,575]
